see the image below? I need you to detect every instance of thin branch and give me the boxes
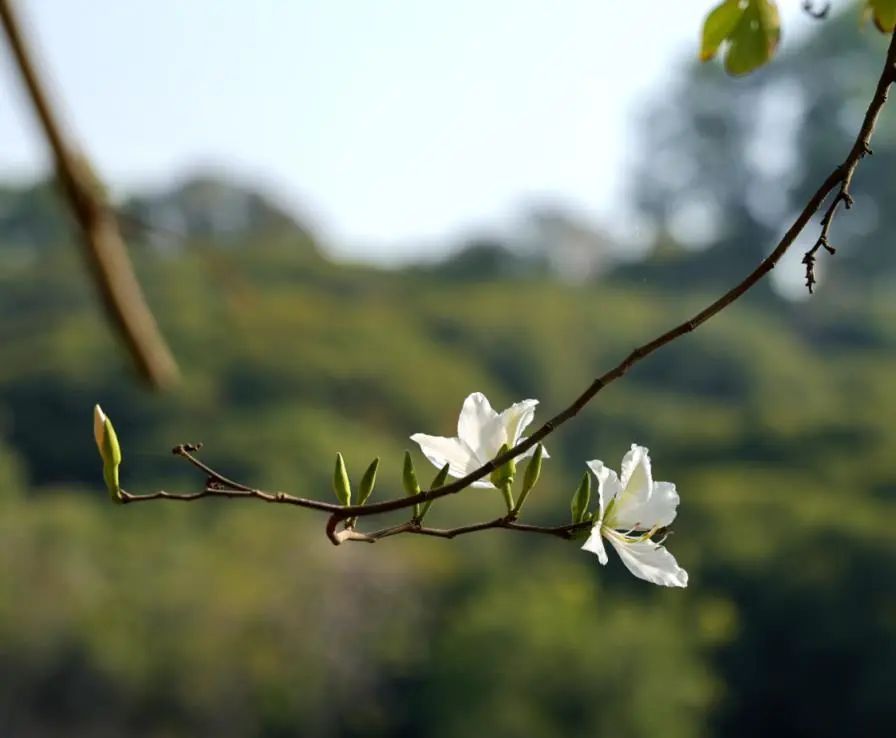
[0,0,179,390]
[361,518,591,542]
[120,485,340,512]
[124,32,896,548]
[326,29,896,528]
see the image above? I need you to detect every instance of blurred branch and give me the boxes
[0,0,179,390]
[124,32,896,546]
[801,1,831,20]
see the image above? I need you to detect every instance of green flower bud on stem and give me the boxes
[346,457,379,527]
[332,453,352,507]
[570,471,592,524]
[357,457,379,506]
[500,481,515,515]
[403,450,422,519]
[93,404,122,503]
[417,462,449,523]
[513,443,544,515]
[489,443,516,487]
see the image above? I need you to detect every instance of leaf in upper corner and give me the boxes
[724,0,781,76]
[700,0,781,76]
[867,0,896,32]
[700,0,746,62]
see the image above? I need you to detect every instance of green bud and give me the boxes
[332,453,352,507]
[357,457,379,506]
[418,462,449,522]
[489,443,516,487]
[94,404,122,503]
[402,451,421,496]
[570,471,592,524]
[403,450,422,519]
[514,443,544,514]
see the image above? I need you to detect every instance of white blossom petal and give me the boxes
[498,399,539,446]
[586,459,623,522]
[636,481,680,529]
[409,433,477,479]
[457,392,504,463]
[606,534,688,588]
[581,527,608,565]
[611,445,655,530]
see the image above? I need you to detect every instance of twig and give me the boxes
[802,36,896,291]
[0,0,179,390]
[125,32,896,547]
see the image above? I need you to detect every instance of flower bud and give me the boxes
[418,462,449,522]
[93,404,122,502]
[514,443,544,514]
[570,471,591,524]
[332,453,352,507]
[489,443,516,487]
[357,457,379,506]
[403,450,422,519]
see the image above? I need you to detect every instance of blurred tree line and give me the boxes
[1,8,894,737]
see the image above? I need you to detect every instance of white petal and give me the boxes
[498,399,539,446]
[606,535,688,588]
[456,392,504,461]
[611,445,655,530]
[586,459,623,522]
[409,433,477,478]
[636,481,680,529]
[581,527,608,565]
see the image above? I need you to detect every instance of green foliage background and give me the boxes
[1,8,895,737]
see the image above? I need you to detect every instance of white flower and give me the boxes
[410,392,547,488]
[581,444,688,588]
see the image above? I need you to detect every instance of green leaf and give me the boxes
[868,0,896,32]
[357,457,379,506]
[699,0,781,76]
[570,472,592,524]
[700,0,745,62]
[724,0,780,76]
[332,453,352,507]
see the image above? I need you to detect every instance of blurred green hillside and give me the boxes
[2,8,896,737]
[1,199,895,736]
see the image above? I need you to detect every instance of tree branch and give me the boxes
[0,0,180,390]
[122,32,896,547]
[327,28,896,526]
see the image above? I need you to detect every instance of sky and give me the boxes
[0,1,812,260]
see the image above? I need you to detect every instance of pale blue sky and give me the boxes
[0,1,810,259]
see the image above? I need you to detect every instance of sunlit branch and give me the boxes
[123,31,896,546]
[0,0,180,390]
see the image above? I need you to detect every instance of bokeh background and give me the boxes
[2,3,895,736]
